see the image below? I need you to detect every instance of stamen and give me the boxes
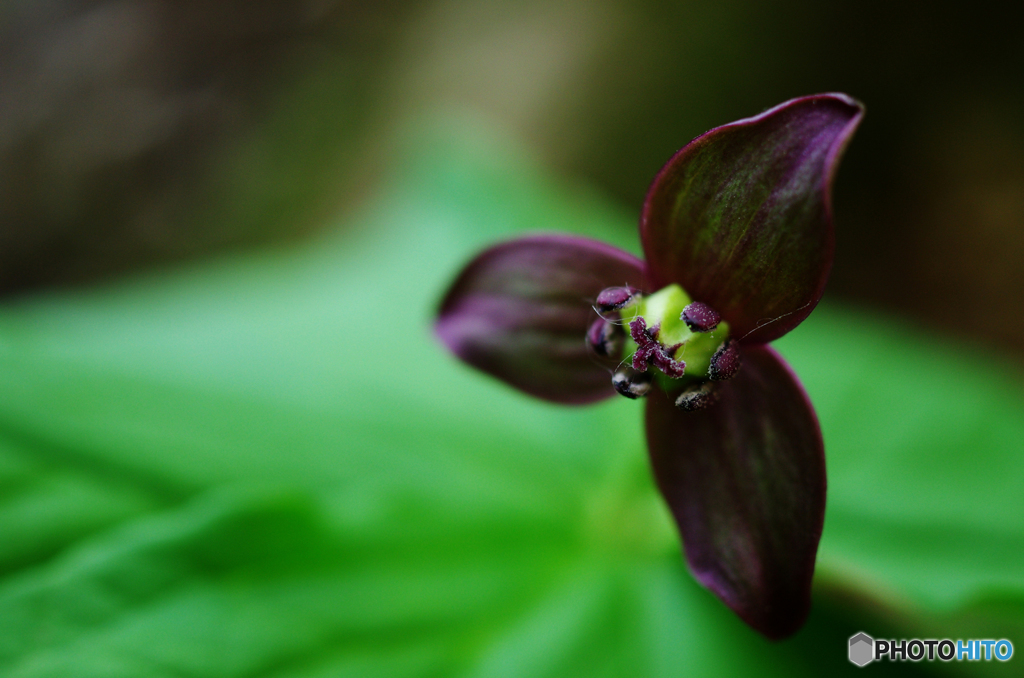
[596,286,640,312]
[586,315,625,357]
[612,367,652,399]
[681,302,721,333]
[629,316,686,378]
[708,340,741,381]
[674,381,718,411]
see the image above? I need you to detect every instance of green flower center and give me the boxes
[588,284,740,406]
[623,284,731,383]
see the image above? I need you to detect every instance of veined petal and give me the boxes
[436,235,645,404]
[640,94,864,344]
[644,346,826,639]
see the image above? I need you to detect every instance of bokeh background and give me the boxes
[1,1,1023,676]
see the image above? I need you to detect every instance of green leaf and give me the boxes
[0,116,1019,676]
[776,306,1024,617]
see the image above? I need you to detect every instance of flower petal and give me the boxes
[640,93,864,344]
[644,345,826,639]
[436,235,645,404]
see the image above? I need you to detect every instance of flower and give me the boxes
[434,94,864,639]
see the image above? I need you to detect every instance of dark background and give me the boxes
[3,0,1023,355]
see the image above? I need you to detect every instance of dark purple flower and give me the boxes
[435,94,864,639]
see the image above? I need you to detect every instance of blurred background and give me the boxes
[3,0,1023,355]
[2,1,1023,676]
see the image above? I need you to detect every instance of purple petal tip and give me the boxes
[436,235,645,404]
[645,346,826,639]
[640,93,864,344]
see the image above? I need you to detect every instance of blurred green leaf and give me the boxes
[0,116,1020,676]
[778,308,1024,610]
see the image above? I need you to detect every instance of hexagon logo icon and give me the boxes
[849,632,874,667]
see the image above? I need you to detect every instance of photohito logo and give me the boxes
[849,633,874,667]
[849,632,1014,666]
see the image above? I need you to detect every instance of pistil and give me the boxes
[588,283,740,405]
[628,316,685,378]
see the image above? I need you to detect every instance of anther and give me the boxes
[629,316,686,378]
[707,340,741,381]
[612,367,652,399]
[674,381,718,411]
[596,286,640,312]
[586,316,625,358]
[681,302,721,333]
